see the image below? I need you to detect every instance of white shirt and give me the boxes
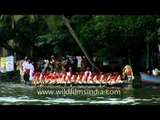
[152,68,160,76]
[29,63,35,80]
[22,60,30,72]
[84,71,92,76]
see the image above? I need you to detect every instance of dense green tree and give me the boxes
[1,15,160,73]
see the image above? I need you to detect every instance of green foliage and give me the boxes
[1,15,160,70]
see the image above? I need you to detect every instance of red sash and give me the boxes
[25,69,30,75]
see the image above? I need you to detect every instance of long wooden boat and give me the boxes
[140,72,160,85]
[26,64,134,87]
[25,73,132,87]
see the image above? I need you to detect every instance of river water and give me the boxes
[0,82,160,105]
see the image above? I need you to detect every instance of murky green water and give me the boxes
[0,82,160,105]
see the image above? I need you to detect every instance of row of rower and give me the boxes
[31,72,125,85]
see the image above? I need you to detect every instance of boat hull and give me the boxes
[140,72,160,85]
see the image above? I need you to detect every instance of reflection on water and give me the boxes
[0,82,160,105]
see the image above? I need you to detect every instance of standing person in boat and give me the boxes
[152,66,160,76]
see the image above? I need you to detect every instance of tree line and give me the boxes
[0,15,160,73]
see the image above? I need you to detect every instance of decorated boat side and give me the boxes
[140,72,160,85]
[28,65,134,86]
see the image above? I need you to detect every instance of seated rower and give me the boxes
[84,67,92,76]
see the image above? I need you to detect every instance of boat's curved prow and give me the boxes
[122,65,134,81]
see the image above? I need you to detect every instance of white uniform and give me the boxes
[84,71,92,76]
[152,68,160,76]
[22,60,30,74]
[29,63,35,81]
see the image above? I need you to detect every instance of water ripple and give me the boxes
[1,82,160,105]
[0,96,143,105]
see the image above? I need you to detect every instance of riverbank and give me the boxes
[0,71,20,82]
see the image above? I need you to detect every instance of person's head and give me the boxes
[99,71,103,74]
[86,67,90,71]
[53,68,57,71]
[28,59,31,63]
[63,68,66,73]
[24,56,28,60]
[80,72,84,75]
[51,55,54,59]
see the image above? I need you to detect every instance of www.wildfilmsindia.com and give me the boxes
[37,88,121,96]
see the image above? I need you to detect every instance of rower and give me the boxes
[152,66,160,76]
[84,67,92,76]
